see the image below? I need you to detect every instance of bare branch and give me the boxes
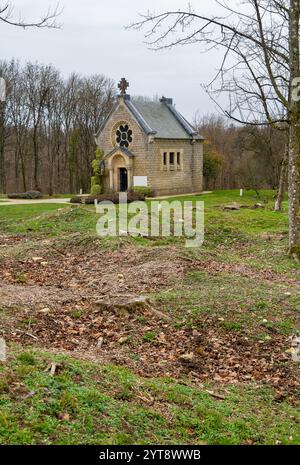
[0,2,62,29]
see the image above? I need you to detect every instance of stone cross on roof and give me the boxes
[118,77,129,95]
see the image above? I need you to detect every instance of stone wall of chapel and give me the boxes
[146,139,203,196]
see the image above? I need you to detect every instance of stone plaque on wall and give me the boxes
[133,176,148,187]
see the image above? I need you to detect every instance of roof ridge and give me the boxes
[95,95,204,141]
[164,102,198,137]
[124,99,157,135]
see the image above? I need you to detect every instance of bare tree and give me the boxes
[131,0,300,259]
[4,60,29,191]
[0,2,60,29]
[0,60,116,194]
[0,61,8,192]
[275,140,289,211]
[0,2,60,191]
[42,68,63,195]
[23,63,52,189]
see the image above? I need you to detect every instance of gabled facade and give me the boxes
[95,81,204,196]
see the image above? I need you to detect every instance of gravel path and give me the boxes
[0,198,71,206]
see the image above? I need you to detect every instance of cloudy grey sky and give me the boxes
[0,0,227,120]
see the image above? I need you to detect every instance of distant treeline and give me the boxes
[0,60,286,195]
[195,115,287,192]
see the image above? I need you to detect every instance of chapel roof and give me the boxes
[95,78,204,141]
[126,97,203,140]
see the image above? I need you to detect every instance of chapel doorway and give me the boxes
[119,167,128,192]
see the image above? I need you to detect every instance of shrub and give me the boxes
[8,193,29,199]
[90,184,101,196]
[127,191,144,202]
[26,190,43,199]
[91,159,101,176]
[84,191,144,205]
[90,148,104,194]
[203,140,224,188]
[91,176,99,187]
[8,190,42,199]
[132,186,153,198]
[70,196,83,204]
[84,194,116,205]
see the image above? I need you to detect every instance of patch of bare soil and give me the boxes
[0,238,298,397]
[0,283,84,308]
[1,295,298,398]
[0,234,29,247]
[181,256,300,285]
[0,244,185,295]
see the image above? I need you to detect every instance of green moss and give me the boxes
[289,245,300,261]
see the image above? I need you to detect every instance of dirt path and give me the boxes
[0,198,71,206]
[0,283,84,307]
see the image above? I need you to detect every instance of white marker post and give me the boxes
[0,337,6,362]
[0,78,6,102]
[240,189,244,197]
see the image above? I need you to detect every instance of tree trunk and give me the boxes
[33,127,39,190]
[20,150,27,191]
[274,141,289,211]
[0,102,6,193]
[288,119,300,259]
[288,0,300,260]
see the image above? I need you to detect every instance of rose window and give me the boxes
[116,124,132,148]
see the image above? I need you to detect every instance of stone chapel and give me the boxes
[95,78,204,196]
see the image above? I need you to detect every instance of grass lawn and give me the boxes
[0,189,299,445]
[0,349,298,445]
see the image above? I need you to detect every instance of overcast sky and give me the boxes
[0,0,228,120]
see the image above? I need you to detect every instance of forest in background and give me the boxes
[0,60,115,195]
[0,60,287,195]
[196,115,287,192]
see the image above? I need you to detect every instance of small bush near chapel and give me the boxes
[90,184,101,196]
[132,186,153,198]
[90,148,104,195]
[83,191,144,204]
[70,196,83,204]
